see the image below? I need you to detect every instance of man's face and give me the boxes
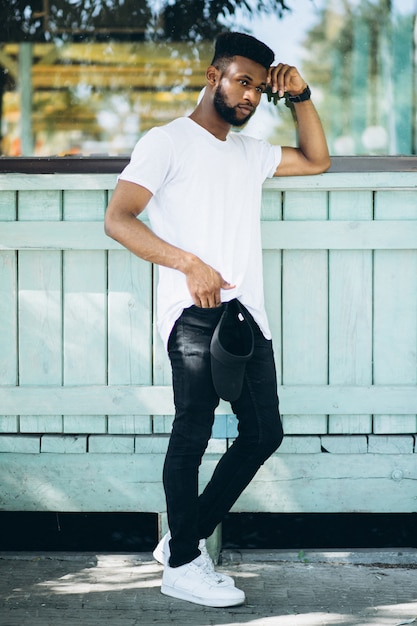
[213,56,268,127]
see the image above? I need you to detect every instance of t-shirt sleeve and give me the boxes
[118,127,174,194]
[241,135,282,180]
[264,143,282,178]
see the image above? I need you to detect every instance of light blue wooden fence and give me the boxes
[0,166,416,521]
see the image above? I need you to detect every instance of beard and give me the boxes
[213,83,255,127]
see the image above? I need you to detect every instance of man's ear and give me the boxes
[206,65,220,86]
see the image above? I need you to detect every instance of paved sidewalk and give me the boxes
[0,549,416,626]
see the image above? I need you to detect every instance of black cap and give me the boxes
[210,300,254,402]
[211,32,274,70]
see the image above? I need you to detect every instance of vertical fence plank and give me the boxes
[152,265,174,435]
[152,265,172,386]
[18,251,62,386]
[17,191,62,432]
[63,249,107,427]
[328,191,373,434]
[263,249,282,383]
[19,250,62,433]
[108,250,152,384]
[0,191,16,217]
[262,188,283,384]
[63,190,106,221]
[63,191,107,431]
[0,191,17,390]
[282,191,328,434]
[108,249,153,434]
[0,194,17,414]
[17,190,61,220]
[373,191,417,434]
[0,250,17,386]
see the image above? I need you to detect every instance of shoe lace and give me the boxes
[199,540,228,583]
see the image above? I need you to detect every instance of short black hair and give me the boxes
[211,32,274,71]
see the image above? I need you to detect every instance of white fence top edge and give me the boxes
[0,171,417,191]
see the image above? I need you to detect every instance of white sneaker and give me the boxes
[161,555,245,607]
[152,532,171,565]
[153,532,234,586]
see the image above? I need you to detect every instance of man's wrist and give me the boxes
[177,251,199,275]
[287,85,311,103]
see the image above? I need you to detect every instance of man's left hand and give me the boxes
[268,63,307,99]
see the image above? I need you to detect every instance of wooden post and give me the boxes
[378,14,396,153]
[351,16,370,153]
[18,42,34,155]
[391,13,414,154]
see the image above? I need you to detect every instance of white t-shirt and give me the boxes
[119,116,282,349]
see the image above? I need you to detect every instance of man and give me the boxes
[105,32,330,607]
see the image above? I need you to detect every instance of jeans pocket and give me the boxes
[184,303,226,326]
[188,303,225,314]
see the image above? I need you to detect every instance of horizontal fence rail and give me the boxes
[1,220,417,250]
[0,385,416,415]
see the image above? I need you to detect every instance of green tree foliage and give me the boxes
[0,0,292,42]
[160,0,291,41]
[0,0,44,40]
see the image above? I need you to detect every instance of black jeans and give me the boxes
[163,300,283,567]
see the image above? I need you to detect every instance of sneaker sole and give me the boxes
[161,583,245,608]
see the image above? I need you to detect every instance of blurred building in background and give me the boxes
[0,0,416,156]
